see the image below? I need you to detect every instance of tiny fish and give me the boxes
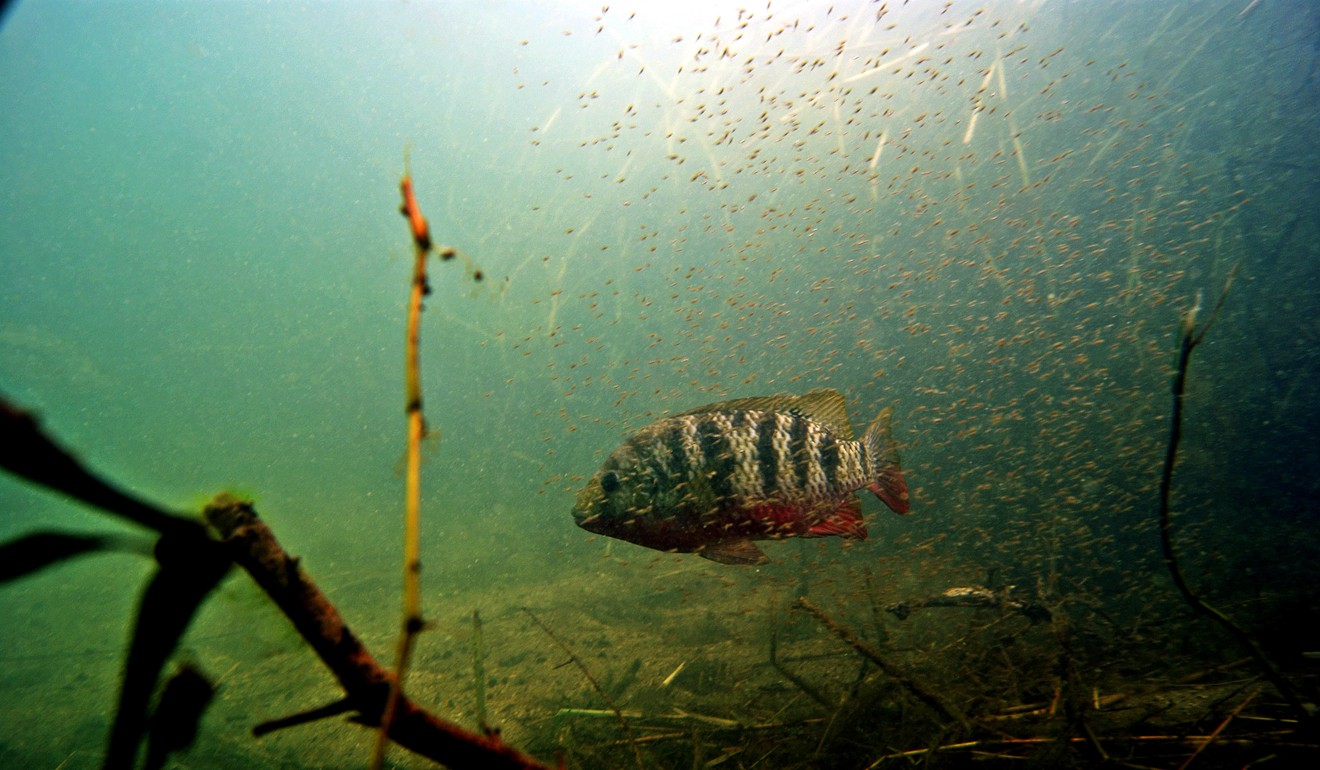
[573,388,909,565]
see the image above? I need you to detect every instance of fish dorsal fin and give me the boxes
[791,388,853,439]
[673,388,854,439]
[673,394,786,418]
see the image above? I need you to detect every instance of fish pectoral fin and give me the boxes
[698,540,769,566]
[805,500,868,540]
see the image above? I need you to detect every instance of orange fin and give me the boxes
[698,540,769,565]
[805,499,868,540]
[868,472,909,515]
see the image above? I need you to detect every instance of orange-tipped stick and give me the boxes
[371,169,433,770]
[400,174,432,254]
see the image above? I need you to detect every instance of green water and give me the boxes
[2,1,1317,768]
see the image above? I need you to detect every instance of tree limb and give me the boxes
[0,398,551,770]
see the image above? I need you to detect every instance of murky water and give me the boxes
[3,1,1317,767]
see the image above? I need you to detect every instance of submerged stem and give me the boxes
[372,167,435,770]
[1158,268,1310,720]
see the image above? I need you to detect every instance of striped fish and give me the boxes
[572,388,909,565]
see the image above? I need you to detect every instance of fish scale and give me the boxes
[768,411,799,497]
[711,411,762,502]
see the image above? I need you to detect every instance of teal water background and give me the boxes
[2,1,1317,767]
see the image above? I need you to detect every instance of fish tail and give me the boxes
[863,406,910,514]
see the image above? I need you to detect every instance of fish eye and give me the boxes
[600,470,620,494]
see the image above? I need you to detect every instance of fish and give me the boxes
[572,388,909,565]
[885,585,1052,624]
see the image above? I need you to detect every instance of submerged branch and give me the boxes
[0,398,549,769]
[767,601,832,708]
[0,399,195,537]
[104,531,231,770]
[795,597,966,728]
[373,163,435,770]
[523,606,646,770]
[206,496,549,770]
[1158,269,1312,721]
[0,529,140,583]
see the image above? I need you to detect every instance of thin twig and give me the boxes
[768,601,832,708]
[867,732,1317,766]
[1159,268,1310,720]
[373,165,441,769]
[473,610,490,733]
[795,597,966,727]
[522,607,645,770]
[251,698,355,737]
[1177,688,1258,770]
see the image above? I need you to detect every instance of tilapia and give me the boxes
[572,388,909,565]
